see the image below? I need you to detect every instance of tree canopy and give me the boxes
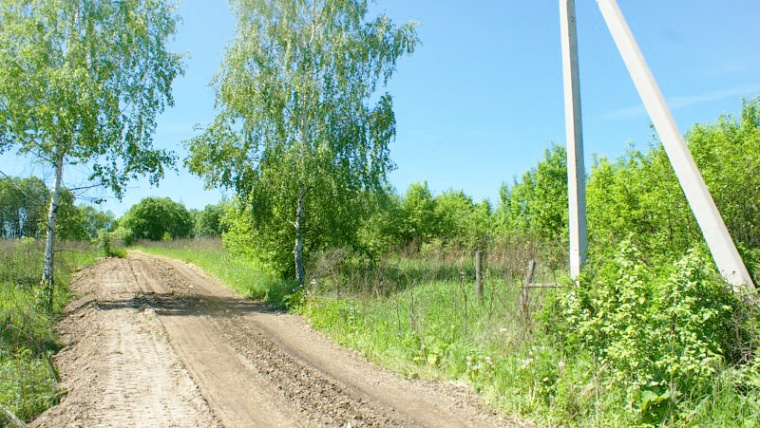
[187,0,418,284]
[0,0,184,297]
[0,0,183,193]
[0,175,48,239]
[194,203,228,238]
[120,197,193,242]
[0,174,110,241]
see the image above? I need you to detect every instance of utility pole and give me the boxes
[560,0,588,279]
[596,0,755,293]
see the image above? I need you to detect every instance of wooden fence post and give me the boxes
[521,260,536,320]
[475,250,483,301]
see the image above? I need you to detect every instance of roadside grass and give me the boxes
[302,246,760,427]
[300,249,567,425]
[300,266,629,426]
[129,239,760,426]
[0,239,99,423]
[301,276,532,380]
[134,238,293,305]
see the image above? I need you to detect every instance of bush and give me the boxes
[547,240,758,424]
[95,228,126,258]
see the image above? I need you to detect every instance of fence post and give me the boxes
[521,260,536,320]
[475,250,484,301]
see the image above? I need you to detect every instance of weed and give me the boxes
[0,239,98,423]
[301,241,760,426]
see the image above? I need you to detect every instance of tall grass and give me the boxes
[301,244,760,427]
[0,239,99,423]
[301,246,564,424]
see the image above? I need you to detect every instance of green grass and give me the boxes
[134,238,294,305]
[0,238,99,423]
[302,277,525,376]
[300,275,571,425]
[128,239,760,426]
[301,249,760,427]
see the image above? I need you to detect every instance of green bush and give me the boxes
[547,240,758,424]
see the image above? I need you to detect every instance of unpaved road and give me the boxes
[32,252,525,427]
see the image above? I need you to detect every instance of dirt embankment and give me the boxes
[32,252,529,427]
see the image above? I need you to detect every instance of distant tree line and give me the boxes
[209,98,760,282]
[0,175,114,241]
[0,180,230,244]
[114,197,228,244]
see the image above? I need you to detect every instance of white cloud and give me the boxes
[602,84,760,120]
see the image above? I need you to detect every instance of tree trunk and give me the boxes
[41,151,64,311]
[294,184,306,287]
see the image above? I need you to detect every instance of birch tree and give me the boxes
[187,0,418,286]
[0,0,183,309]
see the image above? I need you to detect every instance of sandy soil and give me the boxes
[31,252,530,427]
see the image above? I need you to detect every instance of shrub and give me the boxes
[547,240,757,424]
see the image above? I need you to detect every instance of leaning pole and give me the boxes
[596,0,755,293]
[560,0,588,280]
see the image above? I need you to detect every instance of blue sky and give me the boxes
[2,0,759,217]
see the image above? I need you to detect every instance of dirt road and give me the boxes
[32,252,523,427]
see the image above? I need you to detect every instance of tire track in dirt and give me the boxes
[34,252,527,427]
[31,260,221,428]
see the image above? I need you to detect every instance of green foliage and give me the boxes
[95,228,125,258]
[54,188,88,241]
[222,198,296,275]
[355,192,407,257]
[399,181,440,245]
[583,97,760,261]
[194,203,227,238]
[687,356,760,426]
[548,240,757,424]
[186,0,419,281]
[356,183,495,257]
[0,239,98,422]
[0,0,183,292]
[0,176,48,239]
[120,197,194,241]
[497,144,568,243]
[586,148,697,259]
[688,97,760,247]
[0,175,114,242]
[78,206,115,240]
[435,190,492,250]
[0,0,184,197]
[0,350,61,423]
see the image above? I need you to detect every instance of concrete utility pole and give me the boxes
[596,0,756,293]
[560,0,588,279]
